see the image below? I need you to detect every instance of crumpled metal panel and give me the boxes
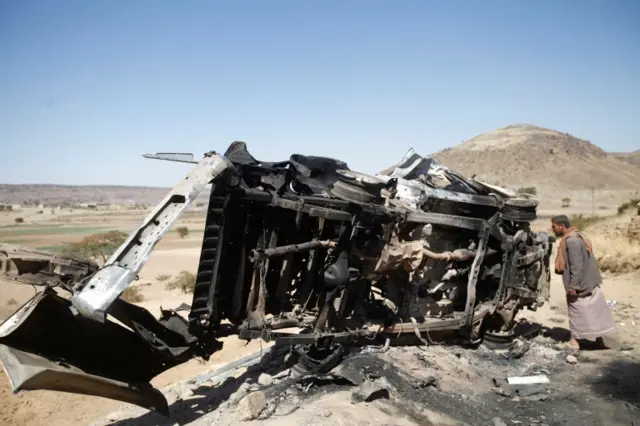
[0,290,187,414]
[71,153,233,322]
[0,344,169,415]
[0,243,98,287]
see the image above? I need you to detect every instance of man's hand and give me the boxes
[567,288,578,298]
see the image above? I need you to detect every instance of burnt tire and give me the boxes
[482,330,516,350]
[333,170,385,203]
[502,198,538,222]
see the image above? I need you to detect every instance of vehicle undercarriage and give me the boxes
[0,142,554,415]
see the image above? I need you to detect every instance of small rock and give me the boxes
[258,373,273,387]
[319,409,332,417]
[238,391,267,421]
[285,387,298,396]
[566,354,578,364]
[351,377,391,404]
[491,387,512,397]
[274,397,300,417]
[229,382,251,404]
[258,401,278,420]
[458,356,470,368]
[493,417,508,426]
[176,387,194,400]
[412,375,440,390]
[508,340,530,359]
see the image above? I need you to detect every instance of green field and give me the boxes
[0,225,112,237]
[35,244,68,252]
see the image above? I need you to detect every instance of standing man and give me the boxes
[551,215,615,350]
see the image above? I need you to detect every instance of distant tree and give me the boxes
[63,230,129,264]
[165,271,196,293]
[561,197,571,208]
[176,226,189,239]
[120,286,145,303]
[517,186,537,196]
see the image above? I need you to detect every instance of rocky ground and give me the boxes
[91,269,640,426]
[90,332,639,426]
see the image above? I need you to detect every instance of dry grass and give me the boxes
[120,286,145,303]
[571,214,605,230]
[591,234,640,274]
[156,273,172,282]
[165,270,196,293]
[176,226,190,238]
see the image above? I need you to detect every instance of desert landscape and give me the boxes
[1,124,639,426]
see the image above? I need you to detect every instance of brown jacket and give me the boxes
[560,235,602,295]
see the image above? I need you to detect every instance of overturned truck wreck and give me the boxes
[0,143,554,415]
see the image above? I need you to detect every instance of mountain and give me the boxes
[610,150,640,168]
[431,124,640,191]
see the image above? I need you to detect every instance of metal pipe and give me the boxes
[249,239,336,262]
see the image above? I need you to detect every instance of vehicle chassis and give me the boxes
[0,143,553,415]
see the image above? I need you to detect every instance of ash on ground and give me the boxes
[93,332,640,426]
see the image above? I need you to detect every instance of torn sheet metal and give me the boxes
[0,344,169,415]
[71,153,233,322]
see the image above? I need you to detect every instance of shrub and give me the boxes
[617,198,640,215]
[63,230,129,264]
[517,186,537,196]
[176,226,189,239]
[165,270,196,293]
[14,217,24,224]
[6,298,17,306]
[156,274,172,282]
[120,286,145,303]
[591,235,640,274]
[570,214,604,230]
[561,197,571,208]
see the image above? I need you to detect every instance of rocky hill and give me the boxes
[610,149,640,168]
[1,125,636,206]
[432,124,640,192]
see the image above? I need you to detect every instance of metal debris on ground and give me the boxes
[506,375,550,385]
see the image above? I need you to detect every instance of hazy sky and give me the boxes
[1,1,639,186]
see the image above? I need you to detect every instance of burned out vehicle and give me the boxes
[0,142,553,414]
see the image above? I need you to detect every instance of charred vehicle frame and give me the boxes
[0,142,554,415]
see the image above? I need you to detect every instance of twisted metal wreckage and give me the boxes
[0,142,554,415]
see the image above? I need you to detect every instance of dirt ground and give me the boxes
[89,267,640,426]
[1,206,639,425]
